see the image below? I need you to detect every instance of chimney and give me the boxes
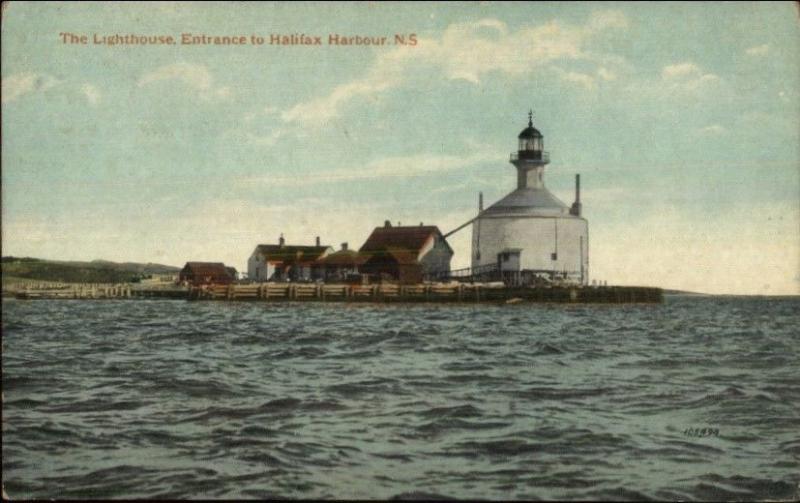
[341,242,348,251]
[570,174,582,217]
[279,234,285,247]
[315,236,320,247]
[384,220,392,228]
[479,191,484,211]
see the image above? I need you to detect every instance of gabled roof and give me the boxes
[319,249,364,266]
[359,225,452,255]
[253,244,330,264]
[182,262,232,277]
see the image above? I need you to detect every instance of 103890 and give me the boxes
[684,427,719,437]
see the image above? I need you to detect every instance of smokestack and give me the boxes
[341,242,348,251]
[570,174,582,217]
[479,191,483,211]
[315,236,320,247]
[279,234,285,247]
[384,220,391,228]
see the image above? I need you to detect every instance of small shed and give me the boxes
[179,262,235,285]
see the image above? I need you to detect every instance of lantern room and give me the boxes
[516,110,545,161]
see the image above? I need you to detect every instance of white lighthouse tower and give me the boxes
[471,112,589,285]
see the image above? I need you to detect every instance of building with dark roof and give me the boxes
[358,222,453,284]
[317,242,364,283]
[225,267,239,281]
[247,235,332,282]
[179,262,235,285]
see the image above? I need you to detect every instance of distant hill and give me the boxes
[1,256,180,284]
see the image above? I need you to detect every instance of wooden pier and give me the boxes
[3,278,662,304]
[189,283,663,304]
[3,280,187,300]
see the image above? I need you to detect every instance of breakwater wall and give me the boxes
[5,280,663,303]
[190,283,663,304]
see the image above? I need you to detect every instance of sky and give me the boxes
[2,1,798,295]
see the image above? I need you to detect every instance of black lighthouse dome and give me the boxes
[518,125,542,139]
[518,124,542,140]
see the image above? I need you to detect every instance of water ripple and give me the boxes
[2,296,799,500]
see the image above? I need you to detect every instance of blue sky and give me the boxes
[2,1,798,294]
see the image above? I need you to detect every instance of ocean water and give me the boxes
[2,296,799,501]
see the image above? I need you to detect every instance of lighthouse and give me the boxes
[471,112,589,285]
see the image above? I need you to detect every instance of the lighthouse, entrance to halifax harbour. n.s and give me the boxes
[471,111,589,285]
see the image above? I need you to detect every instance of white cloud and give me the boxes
[81,83,101,106]
[214,86,231,99]
[597,67,617,81]
[697,124,726,135]
[1,72,60,104]
[648,62,722,97]
[559,70,596,90]
[745,44,770,56]
[661,62,700,79]
[585,9,629,32]
[139,62,211,90]
[249,131,283,146]
[138,62,231,100]
[2,73,37,103]
[238,150,496,187]
[620,61,727,104]
[282,11,629,126]
[658,61,721,93]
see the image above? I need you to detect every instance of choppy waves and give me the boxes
[2,296,799,500]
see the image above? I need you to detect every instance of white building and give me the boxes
[247,235,332,282]
[471,113,588,285]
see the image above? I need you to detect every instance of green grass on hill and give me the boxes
[1,257,179,284]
